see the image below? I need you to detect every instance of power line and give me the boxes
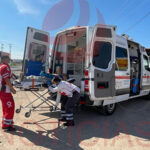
[123,10,150,33]
[111,0,130,19]
[114,0,137,22]
[116,0,149,23]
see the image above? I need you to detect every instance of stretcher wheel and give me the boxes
[25,112,31,118]
[16,108,21,113]
[50,106,53,112]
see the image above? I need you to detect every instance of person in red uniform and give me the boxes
[0,56,16,131]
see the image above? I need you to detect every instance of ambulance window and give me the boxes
[93,41,112,69]
[34,32,48,42]
[53,35,64,74]
[116,47,128,71]
[28,43,47,63]
[143,55,150,71]
[96,28,112,38]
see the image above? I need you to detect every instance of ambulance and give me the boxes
[50,24,150,115]
[22,25,150,115]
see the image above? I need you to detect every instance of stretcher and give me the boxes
[14,74,76,118]
[15,89,58,118]
[14,74,58,118]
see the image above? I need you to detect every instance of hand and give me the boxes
[54,106,57,111]
[11,88,16,94]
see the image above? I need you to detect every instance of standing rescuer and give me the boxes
[0,56,16,131]
[49,76,80,126]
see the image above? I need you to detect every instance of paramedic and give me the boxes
[49,76,80,126]
[0,56,16,131]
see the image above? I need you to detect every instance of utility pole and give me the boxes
[9,44,12,60]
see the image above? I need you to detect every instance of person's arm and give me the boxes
[55,93,61,107]
[5,78,16,94]
[1,65,16,94]
[49,86,59,93]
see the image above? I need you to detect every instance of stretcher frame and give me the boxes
[15,86,58,118]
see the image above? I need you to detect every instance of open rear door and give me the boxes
[89,24,116,100]
[22,27,50,76]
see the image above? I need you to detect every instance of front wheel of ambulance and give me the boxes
[101,103,116,115]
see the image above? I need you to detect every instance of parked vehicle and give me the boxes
[50,24,150,115]
[23,25,150,115]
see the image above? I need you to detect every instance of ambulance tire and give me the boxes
[101,103,116,115]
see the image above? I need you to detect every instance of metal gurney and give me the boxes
[14,75,58,118]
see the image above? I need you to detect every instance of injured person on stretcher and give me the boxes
[49,76,80,126]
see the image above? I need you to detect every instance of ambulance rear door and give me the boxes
[22,27,50,76]
[89,24,116,100]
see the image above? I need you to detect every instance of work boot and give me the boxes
[63,121,75,126]
[2,126,16,132]
[58,117,66,122]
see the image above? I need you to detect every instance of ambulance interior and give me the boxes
[25,43,47,76]
[128,40,141,95]
[52,28,86,86]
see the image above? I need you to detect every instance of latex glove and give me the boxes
[49,86,53,92]
[54,106,57,111]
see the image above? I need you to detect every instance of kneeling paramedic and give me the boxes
[0,56,16,131]
[49,76,80,126]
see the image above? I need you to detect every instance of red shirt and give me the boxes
[0,63,12,87]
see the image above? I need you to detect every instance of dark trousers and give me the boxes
[61,91,80,122]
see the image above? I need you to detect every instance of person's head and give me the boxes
[62,73,69,81]
[1,56,10,64]
[52,76,61,85]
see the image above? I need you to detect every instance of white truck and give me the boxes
[23,25,150,115]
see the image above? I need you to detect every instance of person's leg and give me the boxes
[64,92,80,126]
[0,94,6,125]
[1,93,15,130]
[59,96,68,121]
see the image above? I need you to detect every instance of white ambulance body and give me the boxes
[50,24,150,115]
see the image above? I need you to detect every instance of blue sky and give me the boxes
[0,0,150,59]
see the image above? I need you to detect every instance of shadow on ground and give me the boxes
[11,97,150,149]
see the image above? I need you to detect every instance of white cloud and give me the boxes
[13,0,39,15]
[39,0,61,5]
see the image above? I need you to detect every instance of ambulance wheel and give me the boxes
[50,106,53,112]
[101,103,116,115]
[16,108,21,113]
[25,112,31,118]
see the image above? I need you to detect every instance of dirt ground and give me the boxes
[0,89,150,150]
